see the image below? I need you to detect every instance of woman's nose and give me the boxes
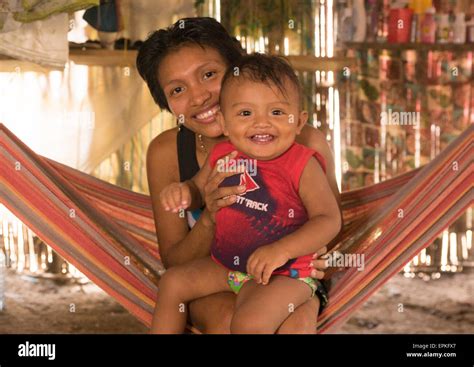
[190,87,212,107]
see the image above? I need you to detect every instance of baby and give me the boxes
[151,54,341,334]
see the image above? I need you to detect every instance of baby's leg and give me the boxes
[151,257,230,334]
[276,296,319,334]
[231,275,313,334]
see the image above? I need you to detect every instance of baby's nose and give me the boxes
[253,116,271,127]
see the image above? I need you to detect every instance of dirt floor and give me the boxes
[0,268,473,334]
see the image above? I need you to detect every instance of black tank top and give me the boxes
[176,125,204,228]
[177,125,200,182]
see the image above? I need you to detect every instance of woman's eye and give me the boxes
[203,71,216,79]
[238,110,251,116]
[170,87,183,96]
[272,109,284,115]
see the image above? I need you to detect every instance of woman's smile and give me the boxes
[192,104,221,124]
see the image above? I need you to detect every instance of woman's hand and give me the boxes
[246,244,290,285]
[202,150,246,224]
[309,246,329,280]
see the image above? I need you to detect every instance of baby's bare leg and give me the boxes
[150,257,230,334]
[276,296,319,334]
[231,275,313,334]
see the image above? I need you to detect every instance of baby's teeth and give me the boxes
[252,134,273,141]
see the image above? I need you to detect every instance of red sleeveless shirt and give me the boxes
[209,141,326,279]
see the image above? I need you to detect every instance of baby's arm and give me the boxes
[160,155,213,212]
[279,156,342,256]
[160,150,242,213]
[247,157,341,283]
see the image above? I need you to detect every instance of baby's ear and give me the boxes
[296,111,308,134]
[216,111,229,136]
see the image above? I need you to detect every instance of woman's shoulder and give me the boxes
[148,127,179,155]
[297,125,333,164]
[146,127,180,180]
[297,124,328,149]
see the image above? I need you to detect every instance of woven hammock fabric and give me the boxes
[1,123,472,333]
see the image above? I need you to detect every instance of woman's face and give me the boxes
[158,44,228,138]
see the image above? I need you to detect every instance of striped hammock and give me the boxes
[1,123,472,333]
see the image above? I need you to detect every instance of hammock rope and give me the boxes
[1,123,472,333]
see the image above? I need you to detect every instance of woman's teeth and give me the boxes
[250,134,274,142]
[194,105,220,120]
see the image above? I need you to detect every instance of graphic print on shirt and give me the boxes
[239,170,260,193]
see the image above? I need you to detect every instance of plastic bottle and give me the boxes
[420,7,436,43]
[339,8,354,42]
[366,0,379,42]
[410,14,419,42]
[453,13,466,44]
[352,0,367,42]
[408,0,431,42]
[410,0,433,13]
[436,14,451,43]
[467,20,474,43]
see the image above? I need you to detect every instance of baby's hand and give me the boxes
[160,182,192,213]
[247,244,290,285]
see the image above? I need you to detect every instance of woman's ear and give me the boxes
[296,111,308,134]
[217,111,229,136]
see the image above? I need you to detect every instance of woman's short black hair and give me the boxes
[220,53,302,107]
[136,17,244,112]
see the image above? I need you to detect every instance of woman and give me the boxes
[137,17,340,334]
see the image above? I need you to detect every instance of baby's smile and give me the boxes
[247,133,276,144]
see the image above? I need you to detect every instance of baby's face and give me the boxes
[217,77,307,160]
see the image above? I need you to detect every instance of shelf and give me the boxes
[0,49,356,71]
[344,42,474,52]
[70,50,356,71]
[0,49,138,69]
[69,48,137,67]
[286,55,355,71]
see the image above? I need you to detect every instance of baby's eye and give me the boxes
[170,86,183,96]
[272,109,284,115]
[238,110,252,116]
[203,71,216,80]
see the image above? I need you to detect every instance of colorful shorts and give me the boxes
[227,270,320,299]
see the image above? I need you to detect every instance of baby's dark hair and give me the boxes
[220,53,301,107]
[136,17,244,112]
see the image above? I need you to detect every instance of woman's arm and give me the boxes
[146,130,215,268]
